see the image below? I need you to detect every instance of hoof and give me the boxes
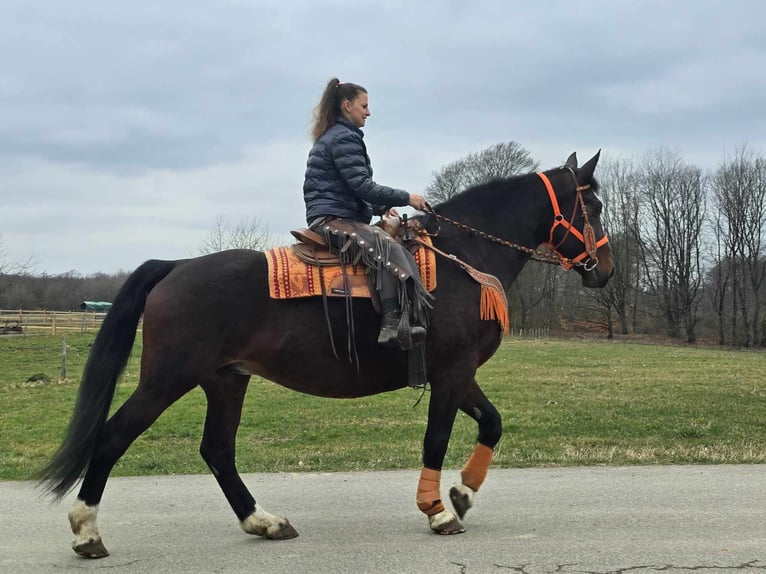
[265,520,299,540]
[428,510,465,535]
[73,538,110,559]
[449,484,475,520]
[241,506,299,540]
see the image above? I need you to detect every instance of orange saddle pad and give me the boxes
[266,238,437,299]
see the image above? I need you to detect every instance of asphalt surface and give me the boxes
[1,465,764,574]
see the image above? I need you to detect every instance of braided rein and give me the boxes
[423,210,580,268]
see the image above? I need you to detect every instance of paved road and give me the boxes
[1,466,764,573]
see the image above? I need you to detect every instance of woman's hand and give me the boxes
[408,193,427,211]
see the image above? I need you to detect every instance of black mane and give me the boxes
[432,167,601,216]
[432,172,537,216]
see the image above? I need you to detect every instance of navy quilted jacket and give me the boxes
[304,119,409,224]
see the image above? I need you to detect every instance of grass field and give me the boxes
[1,333,764,482]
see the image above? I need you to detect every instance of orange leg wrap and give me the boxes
[416,467,445,516]
[460,443,494,491]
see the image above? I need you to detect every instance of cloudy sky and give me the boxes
[2,0,764,275]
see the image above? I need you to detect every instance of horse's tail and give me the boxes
[37,259,179,500]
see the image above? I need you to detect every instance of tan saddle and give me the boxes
[289,228,338,266]
[289,216,408,266]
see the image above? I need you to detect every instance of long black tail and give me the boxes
[37,259,179,500]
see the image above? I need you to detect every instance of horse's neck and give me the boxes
[432,216,538,290]
[433,181,552,287]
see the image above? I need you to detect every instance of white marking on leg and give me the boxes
[428,509,466,534]
[68,499,102,548]
[452,484,475,507]
[449,483,476,519]
[240,503,288,537]
[428,508,457,530]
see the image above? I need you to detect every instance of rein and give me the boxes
[422,170,609,271]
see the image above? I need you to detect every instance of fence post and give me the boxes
[60,336,67,380]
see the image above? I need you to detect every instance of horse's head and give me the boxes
[539,151,614,288]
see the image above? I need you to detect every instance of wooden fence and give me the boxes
[509,327,550,339]
[2,308,546,339]
[0,309,141,335]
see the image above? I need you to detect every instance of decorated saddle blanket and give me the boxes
[266,236,437,299]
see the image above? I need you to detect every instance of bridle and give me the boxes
[538,167,609,271]
[422,168,609,271]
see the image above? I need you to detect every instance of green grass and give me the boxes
[1,334,764,482]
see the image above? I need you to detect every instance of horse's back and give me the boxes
[142,249,271,343]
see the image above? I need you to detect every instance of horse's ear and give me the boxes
[565,152,578,169]
[578,150,601,182]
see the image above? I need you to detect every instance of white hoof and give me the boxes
[68,499,109,558]
[428,509,465,535]
[240,504,299,540]
[449,484,476,520]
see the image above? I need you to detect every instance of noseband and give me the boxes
[537,169,609,271]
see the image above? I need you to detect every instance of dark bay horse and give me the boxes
[39,151,613,558]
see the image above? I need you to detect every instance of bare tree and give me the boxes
[636,150,705,343]
[425,160,470,204]
[199,216,272,254]
[587,156,643,337]
[708,208,732,345]
[711,146,766,346]
[0,235,35,303]
[425,142,538,203]
[508,262,561,331]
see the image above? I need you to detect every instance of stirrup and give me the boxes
[409,325,426,344]
[378,326,401,347]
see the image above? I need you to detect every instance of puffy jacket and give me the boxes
[304,119,409,224]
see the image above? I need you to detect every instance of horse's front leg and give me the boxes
[418,380,466,535]
[448,379,501,520]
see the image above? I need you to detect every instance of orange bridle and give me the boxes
[537,170,609,271]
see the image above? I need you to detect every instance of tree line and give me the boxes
[2,142,764,347]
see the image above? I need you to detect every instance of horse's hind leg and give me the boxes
[199,373,298,540]
[70,383,191,558]
[449,379,502,520]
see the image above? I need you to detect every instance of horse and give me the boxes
[38,151,614,558]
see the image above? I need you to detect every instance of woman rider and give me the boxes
[303,78,431,350]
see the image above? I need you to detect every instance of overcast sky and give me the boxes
[2,0,764,275]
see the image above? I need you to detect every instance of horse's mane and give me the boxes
[431,167,601,215]
[432,172,536,215]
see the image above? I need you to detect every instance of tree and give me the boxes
[588,156,643,337]
[0,270,129,310]
[636,150,705,343]
[0,235,35,304]
[199,216,272,254]
[508,263,561,331]
[708,210,732,345]
[711,147,766,346]
[425,142,538,203]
